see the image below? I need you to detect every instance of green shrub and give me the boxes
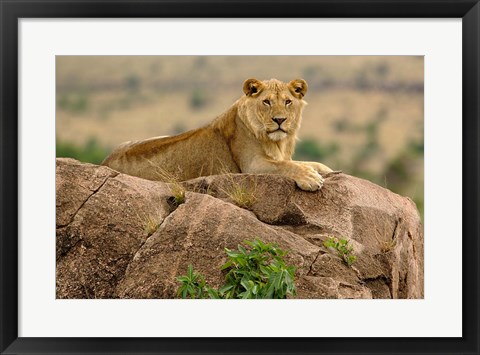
[293,139,339,162]
[190,88,207,109]
[177,265,210,299]
[374,62,390,78]
[125,75,141,92]
[177,239,296,299]
[56,137,110,164]
[324,237,357,266]
[57,92,89,113]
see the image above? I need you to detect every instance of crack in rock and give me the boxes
[57,172,119,228]
[361,275,393,298]
[392,217,402,241]
[307,250,323,276]
[127,203,181,269]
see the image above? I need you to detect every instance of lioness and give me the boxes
[102,78,334,191]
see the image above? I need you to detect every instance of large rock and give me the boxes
[56,158,424,299]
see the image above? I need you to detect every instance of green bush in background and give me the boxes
[57,92,89,113]
[56,137,110,165]
[190,88,208,109]
[294,139,339,162]
[294,136,423,219]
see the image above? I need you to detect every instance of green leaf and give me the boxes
[220,260,233,270]
[218,284,234,294]
[238,245,247,255]
[265,281,275,298]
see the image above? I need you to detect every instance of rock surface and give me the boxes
[56,158,424,299]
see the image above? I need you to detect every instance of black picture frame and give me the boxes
[1,1,479,354]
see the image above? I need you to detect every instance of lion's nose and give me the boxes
[272,117,286,125]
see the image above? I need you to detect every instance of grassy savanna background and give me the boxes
[56,56,424,217]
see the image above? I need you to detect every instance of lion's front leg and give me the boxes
[243,158,325,191]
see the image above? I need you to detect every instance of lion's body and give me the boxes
[102,121,240,181]
[102,78,333,191]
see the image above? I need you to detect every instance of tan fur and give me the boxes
[102,78,333,191]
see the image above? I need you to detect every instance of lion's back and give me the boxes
[102,127,240,181]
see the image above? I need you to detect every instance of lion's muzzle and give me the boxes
[272,117,286,125]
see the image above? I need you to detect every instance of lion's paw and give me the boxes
[293,166,325,191]
[305,162,333,175]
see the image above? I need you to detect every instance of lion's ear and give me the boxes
[243,78,264,96]
[288,79,308,98]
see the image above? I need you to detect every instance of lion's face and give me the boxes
[240,78,308,142]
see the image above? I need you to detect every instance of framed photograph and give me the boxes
[55,55,425,302]
[1,1,478,354]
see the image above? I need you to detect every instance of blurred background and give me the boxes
[56,56,424,218]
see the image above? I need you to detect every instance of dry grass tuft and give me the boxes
[144,215,161,236]
[220,174,257,209]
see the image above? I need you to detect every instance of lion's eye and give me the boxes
[285,99,292,106]
[263,99,270,106]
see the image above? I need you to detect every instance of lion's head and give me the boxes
[237,78,308,142]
